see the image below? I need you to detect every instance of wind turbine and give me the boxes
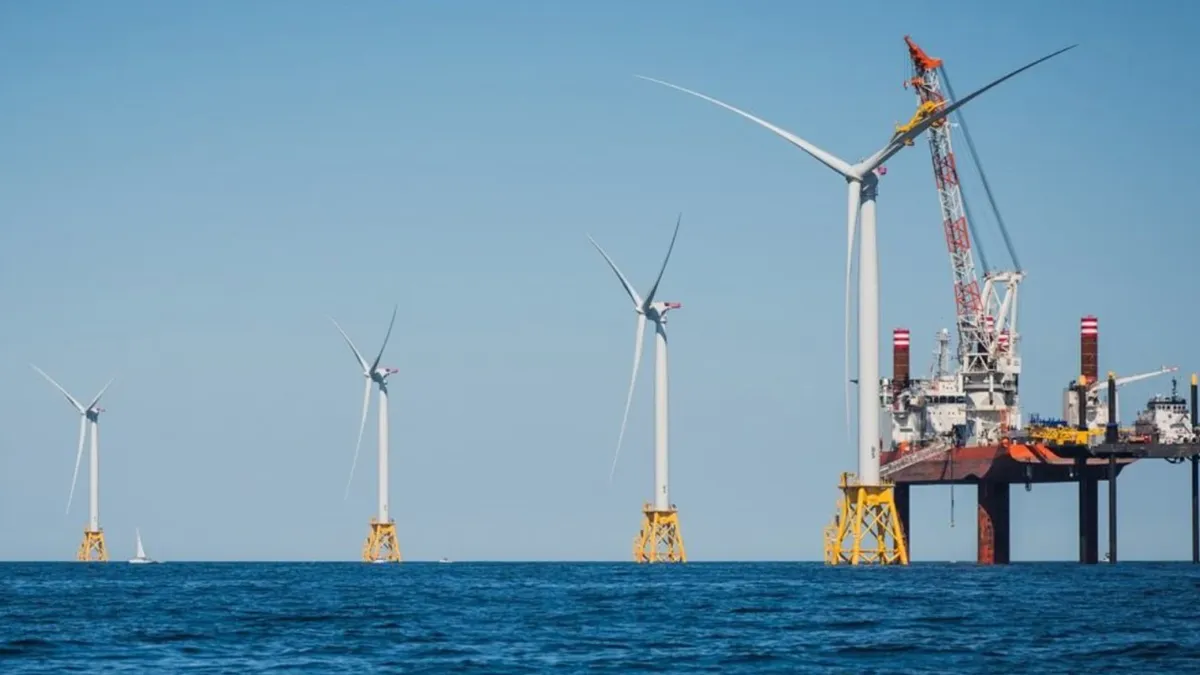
[330,305,402,563]
[32,364,114,562]
[589,215,688,563]
[636,44,1075,490]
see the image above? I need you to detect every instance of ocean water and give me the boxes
[1,561,1198,673]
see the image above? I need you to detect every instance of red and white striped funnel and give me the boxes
[892,328,910,384]
[1080,315,1098,383]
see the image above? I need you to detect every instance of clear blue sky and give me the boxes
[1,1,1197,562]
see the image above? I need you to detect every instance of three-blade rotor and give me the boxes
[588,215,682,482]
[637,43,1075,449]
[31,364,115,515]
[331,305,399,500]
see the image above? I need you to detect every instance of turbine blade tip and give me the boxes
[634,75,672,87]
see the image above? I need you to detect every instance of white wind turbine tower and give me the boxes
[638,44,1075,565]
[32,365,115,562]
[331,305,403,563]
[589,214,688,563]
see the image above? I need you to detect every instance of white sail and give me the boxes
[129,527,155,563]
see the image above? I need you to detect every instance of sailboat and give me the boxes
[128,528,158,564]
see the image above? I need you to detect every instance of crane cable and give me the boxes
[939,65,1023,272]
[959,170,993,276]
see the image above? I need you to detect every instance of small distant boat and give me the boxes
[438,557,452,564]
[128,528,158,564]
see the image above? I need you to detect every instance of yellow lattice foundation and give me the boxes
[823,472,908,565]
[77,528,107,562]
[633,503,687,563]
[362,518,401,563]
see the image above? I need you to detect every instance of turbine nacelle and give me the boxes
[844,161,875,182]
[370,366,399,382]
[647,301,682,323]
[845,168,882,188]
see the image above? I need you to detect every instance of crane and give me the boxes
[902,36,1025,444]
[1074,366,1180,429]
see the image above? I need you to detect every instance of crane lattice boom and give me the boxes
[903,36,990,374]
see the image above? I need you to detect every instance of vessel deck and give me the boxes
[882,443,1137,485]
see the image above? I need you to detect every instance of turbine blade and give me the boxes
[588,235,644,308]
[643,213,682,307]
[369,305,399,374]
[67,415,86,515]
[330,318,370,373]
[912,44,1077,140]
[866,44,1078,169]
[636,75,856,178]
[31,364,85,413]
[610,314,647,482]
[344,377,373,500]
[87,377,115,411]
[845,182,862,444]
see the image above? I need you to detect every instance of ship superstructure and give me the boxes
[1134,379,1198,445]
[880,39,1168,462]
[1061,356,1178,438]
[884,328,964,450]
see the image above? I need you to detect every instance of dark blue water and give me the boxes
[2,562,1198,673]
